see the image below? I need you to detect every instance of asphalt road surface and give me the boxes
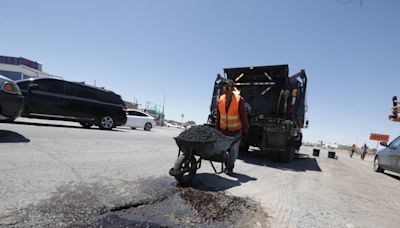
[1,118,400,227]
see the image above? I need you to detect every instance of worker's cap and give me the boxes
[221,79,235,90]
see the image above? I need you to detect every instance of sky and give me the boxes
[1,0,399,147]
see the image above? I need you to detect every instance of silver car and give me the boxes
[374,136,400,174]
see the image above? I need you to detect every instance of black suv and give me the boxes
[0,75,24,121]
[16,78,127,130]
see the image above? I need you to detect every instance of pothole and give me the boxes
[179,188,248,221]
[3,177,269,227]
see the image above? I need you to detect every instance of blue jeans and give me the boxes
[226,131,242,171]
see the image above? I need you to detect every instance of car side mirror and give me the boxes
[380,142,388,147]
[27,83,38,91]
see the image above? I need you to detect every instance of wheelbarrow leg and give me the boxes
[209,151,227,174]
[209,161,225,174]
[197,158,202,169]
[219,160,225,174]
[210,161,218,173]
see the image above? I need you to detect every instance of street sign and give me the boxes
[369,133,390,142]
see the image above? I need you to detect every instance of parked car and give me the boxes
[374,137,400,174]
[165,121,183,129]
[16,78,127,130]
[165,122,174,128]
[0,75,24,121]
[125,109,156,131]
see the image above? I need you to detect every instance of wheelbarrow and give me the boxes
[169,136,239,186]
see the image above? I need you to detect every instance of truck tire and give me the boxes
[294,133,303,150]
[270,151,281,162]
[293,140,302,150]
[239,141,250,153]
[281,146,295,163]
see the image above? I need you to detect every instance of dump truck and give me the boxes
[207,65,308,162]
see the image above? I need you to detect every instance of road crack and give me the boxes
[109,194,171,212]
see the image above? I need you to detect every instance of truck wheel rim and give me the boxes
[102,117,113,129]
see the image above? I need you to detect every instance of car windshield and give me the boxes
[389,136,400,148]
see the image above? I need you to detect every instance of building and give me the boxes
[0,55,59,81]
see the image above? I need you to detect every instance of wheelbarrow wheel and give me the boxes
[173,154,197,186]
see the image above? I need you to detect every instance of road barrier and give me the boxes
[328,151,336,159]
[313,148,320,156]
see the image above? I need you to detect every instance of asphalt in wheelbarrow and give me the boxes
[176,125,230,142]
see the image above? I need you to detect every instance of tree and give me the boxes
[184,120,196,127]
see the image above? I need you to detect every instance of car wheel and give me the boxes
[144,122,152,131]
[374,157,384,173]
[80,122,93,129]
[98,115,114,130]
[0,116,15,122]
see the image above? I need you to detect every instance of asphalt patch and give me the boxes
[179,188,248,221]
[2,177,269,227]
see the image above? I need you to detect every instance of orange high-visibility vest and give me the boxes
[218,94,242,131]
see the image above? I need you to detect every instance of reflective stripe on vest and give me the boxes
[218,94,242,131]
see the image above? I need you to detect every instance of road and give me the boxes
[1,118,400,227]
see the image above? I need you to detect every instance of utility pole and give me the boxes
[161,90,170,126]
[162,92,166,125]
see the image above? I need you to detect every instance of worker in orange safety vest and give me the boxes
[216,79,249,175]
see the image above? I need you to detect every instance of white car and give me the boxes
[125,109,156,131]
